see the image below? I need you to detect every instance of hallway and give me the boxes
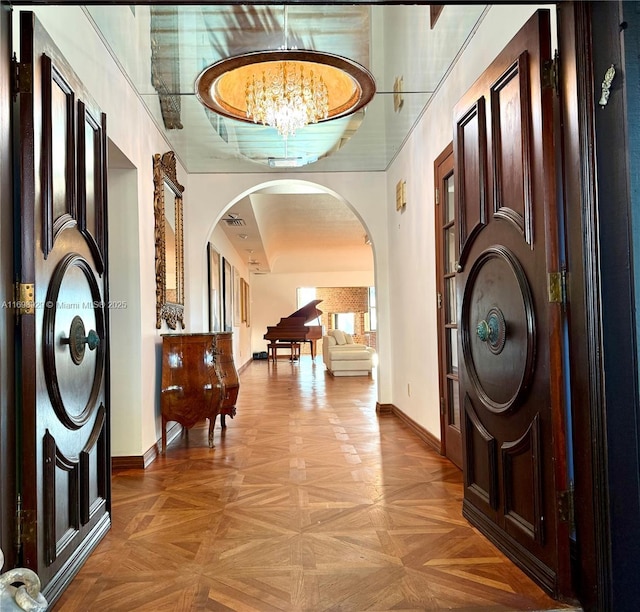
[53,357,573,611]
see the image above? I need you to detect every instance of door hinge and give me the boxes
[543,50,560,96]
[557,483,575,529]
[437,292,442,309]
[548,270,567,307]
[14,282,35,316]
[435,188,440,205]
[440,397,445,415]
[11,54,32,99]
[15,494,36,557]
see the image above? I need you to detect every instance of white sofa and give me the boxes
[322,330,375,377]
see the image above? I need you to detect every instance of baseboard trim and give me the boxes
[111,455,144,471]
[142,441,159,468]
[112,421,182,470]
[388,404,442,454]
[376,402,393,415]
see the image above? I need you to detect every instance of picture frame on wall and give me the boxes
[207,243,221,332]
[246,280,251,327]
[233,266,241,326]
[240,277,250,326]
[222,257,233,331]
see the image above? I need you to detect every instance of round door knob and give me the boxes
[84,329,100,351]
[476,314,499,344]
[62,315,100,365]
[476,319,490,342]
[475,308,507,355]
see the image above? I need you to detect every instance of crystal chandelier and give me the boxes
[196,4,375,143]
[245,62,329,139]
[196,50,374,140]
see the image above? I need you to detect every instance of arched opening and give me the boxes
[201,178,380,384]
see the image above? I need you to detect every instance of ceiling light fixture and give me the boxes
[195,8,375,140]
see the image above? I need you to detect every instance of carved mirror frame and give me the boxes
[153,151,185,329]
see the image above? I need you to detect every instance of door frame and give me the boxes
[0,2,16,571]
[558,1,640,608]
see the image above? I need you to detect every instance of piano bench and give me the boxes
[267,342,301,362]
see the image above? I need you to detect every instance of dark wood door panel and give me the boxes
[465,395,546,548]
[455,97,488,269]
[490,52,534,243]
[43,431,80,567]
[77,101,106,274]
[464,396,498,512]
[454,9,569,596]
[42,54,77,257]
[460,246,536,415]
[17,12,111,601]
[43,406,107,571]
[502,414,543,545]
[42,253,105,429]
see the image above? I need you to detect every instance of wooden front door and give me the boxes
[15,11,110,601]
[435,143,462,469]
[454,10,570,596]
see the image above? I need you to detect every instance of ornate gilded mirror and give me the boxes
[154,151,185,329]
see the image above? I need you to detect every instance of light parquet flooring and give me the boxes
[53,357,578,611]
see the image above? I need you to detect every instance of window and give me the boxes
[333,313,355,334]
[297,287,316,308]
[297,287,320,326]
[366,286,377,331]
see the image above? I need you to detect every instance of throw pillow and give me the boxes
[344,333,354,344]
[332,329,347,345]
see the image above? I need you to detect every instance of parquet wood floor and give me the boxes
[53,358,579,611]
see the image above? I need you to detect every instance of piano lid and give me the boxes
[287,299,323,322]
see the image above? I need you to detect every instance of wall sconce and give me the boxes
[396,179,407,211]
[393,76,404,112]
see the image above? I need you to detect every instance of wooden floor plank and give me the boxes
[53,358,579,611]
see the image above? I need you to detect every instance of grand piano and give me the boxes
[264,299,323,359]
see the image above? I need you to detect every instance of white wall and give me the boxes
[107,164,143,456]
[385,4,554,437]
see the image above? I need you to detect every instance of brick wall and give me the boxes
[314,286,376,349]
